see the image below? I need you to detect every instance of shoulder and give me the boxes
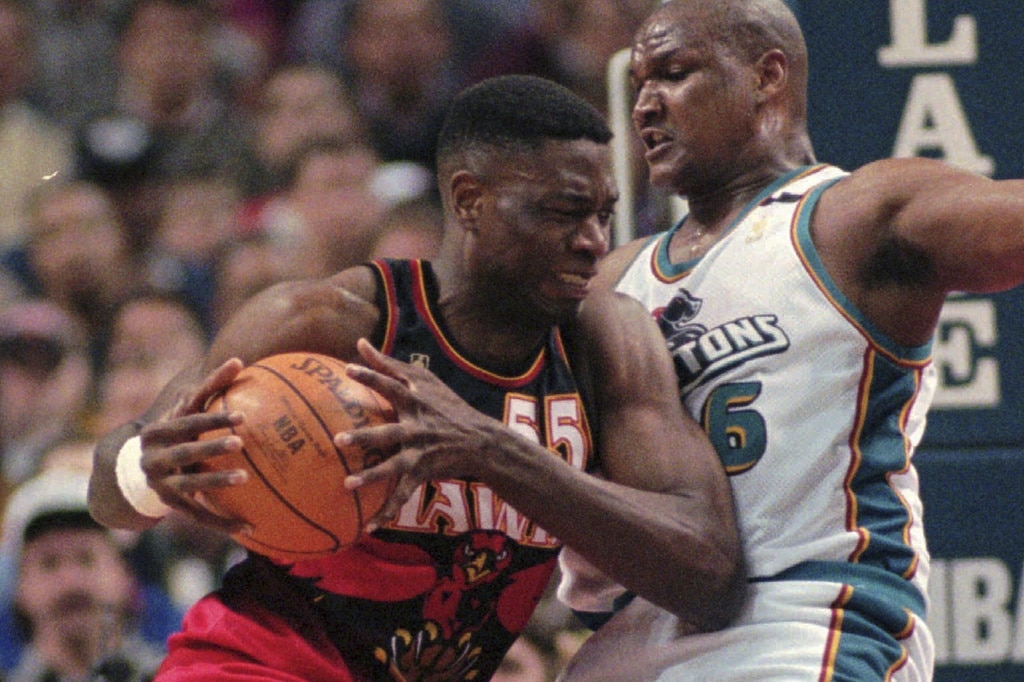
[592,237,653,292]
[570,289,671,389]
[818,157,966,223]
[577,288,652,332]
[206,265,383,368]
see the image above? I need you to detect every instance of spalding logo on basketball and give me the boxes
[199,352,397,562]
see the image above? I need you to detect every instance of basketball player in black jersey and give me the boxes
[87,75,743,681]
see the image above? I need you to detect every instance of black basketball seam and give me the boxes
[207,392,335,558]
[250,358,370,535]
[220,374,348,556]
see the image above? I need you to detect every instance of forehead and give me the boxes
[631,4,714,67]
[498,139,615,196]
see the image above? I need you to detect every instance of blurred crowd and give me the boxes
[0,0,656,680]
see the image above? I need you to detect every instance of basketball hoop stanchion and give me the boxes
[607,48,636,248]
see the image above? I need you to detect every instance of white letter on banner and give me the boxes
[878,0,976,66]
[927,559,950,664]
[931,297,1000,408]
[892,74,994,176]
[1014,561,1024,662]
[951,558,1013,663]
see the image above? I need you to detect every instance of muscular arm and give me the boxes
[88,267,382,531]
[344,291,744,631]
[815,157,1024,345]
[562,290,744,629]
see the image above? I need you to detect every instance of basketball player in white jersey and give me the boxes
[558,1,1024,680]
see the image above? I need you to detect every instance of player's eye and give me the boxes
[666,67,691,81]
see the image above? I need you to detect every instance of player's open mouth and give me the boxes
[640,128,672,156]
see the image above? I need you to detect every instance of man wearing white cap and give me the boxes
[0,467,163,682]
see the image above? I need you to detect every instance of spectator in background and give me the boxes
[206,0,294,113]
[242,137,388,278]
[0,0,73,252]
[337,0,465,169]
[91,290,209,439]
[368,196,444,262]
[75,0,252,250]
[23,0,126,132]
[111,0,250,178]
[286,0,504,93]
[144,172,242,331]
[207,232,311,334]
[0,300,93,492]
[471,0,652,115]
[0,465,166,681]
[240,61,365,198]
[2,180,140,366]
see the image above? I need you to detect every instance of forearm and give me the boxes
[88,421,165,532]
[479,424,744,631]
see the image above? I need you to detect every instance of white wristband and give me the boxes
[114,435,171,519]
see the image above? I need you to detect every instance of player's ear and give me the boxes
[450,170,484,229]
[754,49,787,102]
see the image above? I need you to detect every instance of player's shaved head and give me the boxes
[643,0,808,118]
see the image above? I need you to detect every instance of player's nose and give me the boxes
[572,216,610,258]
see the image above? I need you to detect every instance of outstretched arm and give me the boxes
[814,157,1024,345]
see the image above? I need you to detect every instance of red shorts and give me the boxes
[158,589,356,681]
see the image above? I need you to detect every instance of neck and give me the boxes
[430,257,551,372]
[684,147,813,230]
[669,149,813,263]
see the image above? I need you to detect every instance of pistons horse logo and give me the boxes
[655,288,707,351]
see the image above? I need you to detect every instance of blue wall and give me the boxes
[800,2,1024,678]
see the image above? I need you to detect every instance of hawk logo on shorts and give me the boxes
[409,353,430,369]
[373,530,554,681]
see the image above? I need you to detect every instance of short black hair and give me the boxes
[23,510,102,544]
[436,75,612,168]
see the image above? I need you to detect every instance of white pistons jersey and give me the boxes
[617,165,934,629]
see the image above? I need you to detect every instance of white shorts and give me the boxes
[558,580,934,682]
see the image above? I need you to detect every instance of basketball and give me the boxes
[198,352,397,562]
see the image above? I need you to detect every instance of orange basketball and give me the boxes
[199,352,397,562]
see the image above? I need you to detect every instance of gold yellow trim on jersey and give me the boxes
[370,259,400,356]
[408,260,550,388]
[649,164,838,284]
[789,180,932,368]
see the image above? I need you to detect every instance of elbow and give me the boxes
[668,539,747,633]
[691,557,748,632]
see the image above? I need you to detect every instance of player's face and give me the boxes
[472,139,616,325]
[629,6,760,195]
